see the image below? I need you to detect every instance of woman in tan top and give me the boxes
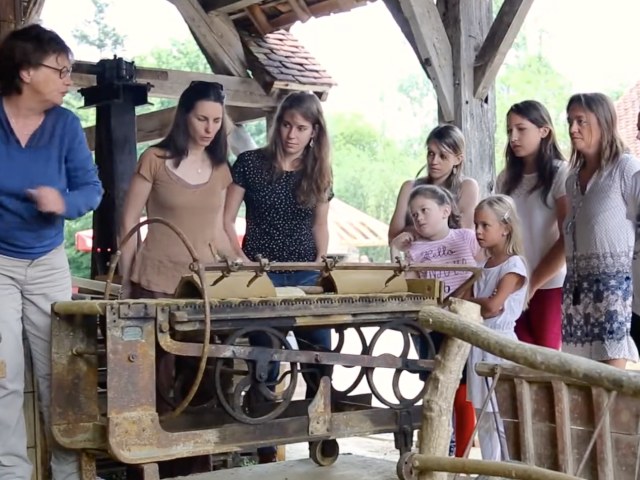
[119,81,236,298]
[118,81,236,478]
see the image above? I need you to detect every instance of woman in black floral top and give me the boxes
[224,91,333,463]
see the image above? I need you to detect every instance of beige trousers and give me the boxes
[0,245,80,480]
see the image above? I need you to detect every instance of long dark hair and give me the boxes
[502,100,565,208]
[566,93,627,171]
[154,81,228,167]
[408,184,461,229]
[265,91,332,207]
[415,124,466,198]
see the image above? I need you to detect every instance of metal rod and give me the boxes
[575,389,617,477]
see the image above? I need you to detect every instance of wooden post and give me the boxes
[438,0,496,197]
[417,299,481,480]
[0,0,21,41]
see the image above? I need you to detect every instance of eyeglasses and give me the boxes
[189,80,224,91]
[40,63,72,79]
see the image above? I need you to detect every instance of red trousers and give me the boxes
[454,384,476,457]
[514,287,562,350]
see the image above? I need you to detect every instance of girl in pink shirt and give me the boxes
[390,184,479,457]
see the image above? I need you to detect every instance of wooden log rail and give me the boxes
[413,299,482,480]
[419,307,640,397]
[409,456,582,480]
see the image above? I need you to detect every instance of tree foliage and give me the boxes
[72,0,125,57]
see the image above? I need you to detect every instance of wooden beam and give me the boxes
[285,0,312,23]
[439,0,496,198]
[0,0,20,40]
[71,61,276,109]
[398,0,454,121]
[201,0,262,14]
[245,4,272,36]
[23,0,46,24]
[83,105,268,152]
[168,0,247,77]
[269,0,364,30]
[473,0,535,100]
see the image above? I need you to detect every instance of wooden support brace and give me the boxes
[473,0,535,99]
[83,105,266,152]
[397,0,454,121]
[167,0,248,77]
[417,299,481,480]
[24,0,46,24]
[71,61,275,108]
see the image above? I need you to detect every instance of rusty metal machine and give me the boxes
[46,221,481,480]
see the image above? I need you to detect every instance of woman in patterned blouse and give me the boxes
[562,93,640,369]
[223,91,333,463]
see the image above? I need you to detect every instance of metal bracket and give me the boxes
[386,256,410,286]
[394,409,414,454]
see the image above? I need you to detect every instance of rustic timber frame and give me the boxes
[2,0,535,196]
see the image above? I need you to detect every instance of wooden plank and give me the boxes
[551,380,574,474]
[168,0,247,77]
[514,378,535,465]
[23,0,46,24]
[71,62,276,109]
[591,387,615,480]
[438,0,496,198]
[269,0,366,30]
[0,0,19,40]
[473,0,535,99]
[201,0,263,14]
[398,0,454,121]
[246,4,272,35]
[83,105,266,152]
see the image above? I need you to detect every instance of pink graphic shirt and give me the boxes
[406,229,480,295]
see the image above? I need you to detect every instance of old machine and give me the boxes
[45,218,482,480]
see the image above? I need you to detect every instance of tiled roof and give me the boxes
[615,81,640,158]
[243,30,336,93]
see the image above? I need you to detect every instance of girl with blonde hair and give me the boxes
[467,195,529,462]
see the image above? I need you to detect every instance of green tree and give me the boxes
[494,37,573,172]
[63,0,128,278]
[72,0,126,57]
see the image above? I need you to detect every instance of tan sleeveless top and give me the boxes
[130,152,232,294]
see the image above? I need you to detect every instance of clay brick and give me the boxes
[251,46,271,54]
[272,49,293,58]
[280,68,303,76]
[295,75,325,84]
[304,64,325,71]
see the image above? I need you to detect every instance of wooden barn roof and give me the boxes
[616,82,640,159]
[244,30,336,96]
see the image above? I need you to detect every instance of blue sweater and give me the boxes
[0,102,103,259]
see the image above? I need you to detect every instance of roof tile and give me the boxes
[242,29,337,90]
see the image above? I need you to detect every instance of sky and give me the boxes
[40,0,640,135]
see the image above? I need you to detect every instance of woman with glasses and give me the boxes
[0,24,103,480]
[119,80,238,478]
